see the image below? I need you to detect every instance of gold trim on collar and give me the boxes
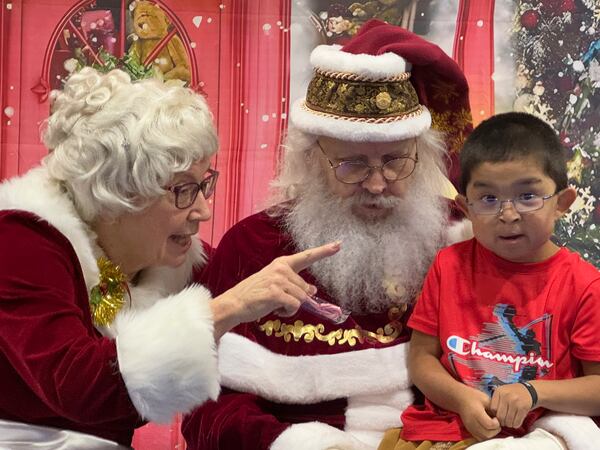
[258,305,408,347]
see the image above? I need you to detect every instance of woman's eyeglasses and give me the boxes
[167,169,219,209]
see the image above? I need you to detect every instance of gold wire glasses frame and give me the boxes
[317,140,419,184]
[167,168,219,209]
[466,192,557,215]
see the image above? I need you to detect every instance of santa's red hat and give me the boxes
[291,19,473,184]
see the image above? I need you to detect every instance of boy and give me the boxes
[398,112,600,449]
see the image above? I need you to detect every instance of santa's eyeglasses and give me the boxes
[317,141,418,184]
[167,169,219,209]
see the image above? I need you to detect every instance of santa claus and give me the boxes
[181,19,472,450]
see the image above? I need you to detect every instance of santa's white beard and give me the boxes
[285,177,447,313]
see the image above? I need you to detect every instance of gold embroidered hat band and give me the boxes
[304,69,423,120]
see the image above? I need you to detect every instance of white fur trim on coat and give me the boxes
[270,422,371,450]
[534,413,600,450]
[310,45,409,80]
[446,218,473,246]
[218,332,410,404]
[114,284,219,423]
[344,389,413,448]
[290,99,431,143]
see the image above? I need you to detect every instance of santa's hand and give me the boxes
[458,389,501,441]
[212,242,341,335]
[490,383,533,429]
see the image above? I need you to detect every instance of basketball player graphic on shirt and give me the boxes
[446,303,553,396]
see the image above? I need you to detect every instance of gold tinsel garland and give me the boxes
[89,257,129,327]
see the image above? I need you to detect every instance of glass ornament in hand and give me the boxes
[301,295,350,324]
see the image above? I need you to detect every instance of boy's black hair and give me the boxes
[458,112,568,194]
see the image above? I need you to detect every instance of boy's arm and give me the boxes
[409,330,501,441]
[534,361,600,415]
[490,362,600,429]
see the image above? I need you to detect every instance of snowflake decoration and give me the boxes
[564,185,596,229]
[523,98,555,124]
[567,150,584,182]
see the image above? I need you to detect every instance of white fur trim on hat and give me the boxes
[310,45,409,79]
[290,98,431,143]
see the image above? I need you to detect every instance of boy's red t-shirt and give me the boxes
[401,238,600,442]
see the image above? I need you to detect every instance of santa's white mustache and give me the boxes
[352,192,401,208]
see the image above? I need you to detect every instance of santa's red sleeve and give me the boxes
[182,387,290,450]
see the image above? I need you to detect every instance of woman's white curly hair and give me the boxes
[269,126,450,207]
[42,67,218,222]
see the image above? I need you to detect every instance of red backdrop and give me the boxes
[4,0,599,447]
[0,0,497,248]
[0,0,291,248]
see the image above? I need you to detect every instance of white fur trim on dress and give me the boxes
[290,99,431,143]
[0,167,101,290]
[0,167,207,302]
[218,332,410,404]
[533,413,600,450]
[126,236,206,311]
[114,284,219,423]
[310,45,409,79]
[270,422,371,450]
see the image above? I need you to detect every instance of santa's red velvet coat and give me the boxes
[183,210,417,450]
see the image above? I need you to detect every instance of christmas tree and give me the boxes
[513,0,600,267]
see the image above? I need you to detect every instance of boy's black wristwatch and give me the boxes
[519,380,538,408]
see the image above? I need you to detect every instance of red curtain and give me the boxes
[453,0,496,125]
[0,0,24,179]
[205,0,291,244]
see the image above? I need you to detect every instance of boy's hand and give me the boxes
[458,389,501,441]
[490,383,532,428]
[489,383,533,428]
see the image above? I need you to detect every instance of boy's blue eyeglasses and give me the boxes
[467,192,557,215]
